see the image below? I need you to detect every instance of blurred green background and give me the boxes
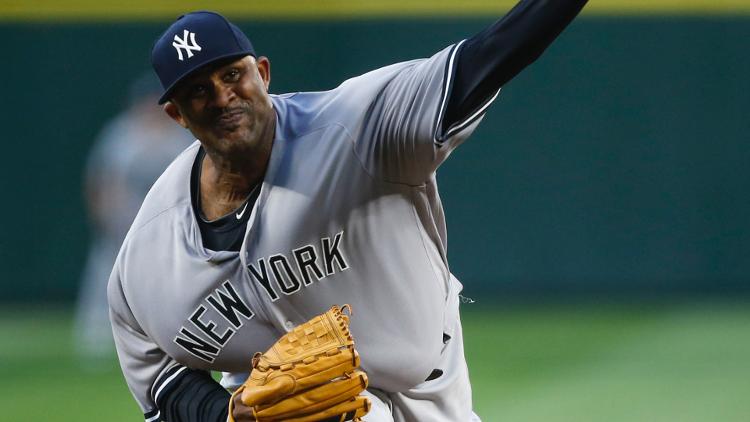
[1,1,748,421]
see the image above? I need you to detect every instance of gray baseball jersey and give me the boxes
[109,41,496,422]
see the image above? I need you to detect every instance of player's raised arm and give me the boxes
[441,0,588,137]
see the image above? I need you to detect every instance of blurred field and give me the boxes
[1,303,749,421]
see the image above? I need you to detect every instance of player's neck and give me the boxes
[199,132,273,220]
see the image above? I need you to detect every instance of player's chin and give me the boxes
[214,122,251,142]
[217,128,256,150]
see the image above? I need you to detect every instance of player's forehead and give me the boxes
[183,55,255,83]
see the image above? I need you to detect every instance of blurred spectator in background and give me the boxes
[74,73,194,363]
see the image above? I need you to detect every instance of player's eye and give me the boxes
[189,84,207,98]
[224,69,241,82]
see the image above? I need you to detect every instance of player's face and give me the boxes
[164,55,274,155]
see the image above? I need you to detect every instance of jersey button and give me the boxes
[284,320,295,330]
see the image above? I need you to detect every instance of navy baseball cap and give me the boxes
[151,11,256,104]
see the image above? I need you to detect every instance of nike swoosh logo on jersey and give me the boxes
[235,202,249,220]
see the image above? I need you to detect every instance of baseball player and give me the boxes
[108,1,588,421]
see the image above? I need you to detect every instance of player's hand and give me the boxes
[227,305,371,422]
[230,392,256,422]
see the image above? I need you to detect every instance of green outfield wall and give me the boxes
[2,16,748,302]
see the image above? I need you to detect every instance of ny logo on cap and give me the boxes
[172,30,202,61]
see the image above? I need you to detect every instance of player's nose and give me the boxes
[210,83,236,108]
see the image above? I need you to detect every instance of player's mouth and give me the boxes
[216,109,246,130]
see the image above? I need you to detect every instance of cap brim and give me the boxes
[157,50,254,104]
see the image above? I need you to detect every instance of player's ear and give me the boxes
[256,56,271,92]
[163,102,188,128]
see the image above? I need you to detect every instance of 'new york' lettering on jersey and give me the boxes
[175,232,348,362]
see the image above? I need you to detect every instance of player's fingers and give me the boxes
[253,370,368,420]
[229,386,257,422]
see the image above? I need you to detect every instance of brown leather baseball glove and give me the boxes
[228,305,371,422]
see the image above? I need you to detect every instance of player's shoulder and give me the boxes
[272,45,456,133]
[270,59,423,136]
[127,141,198,234]
[338,43,456,92]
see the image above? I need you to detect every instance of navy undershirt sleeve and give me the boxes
[442,0,588,132]
[155,369,230,422]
